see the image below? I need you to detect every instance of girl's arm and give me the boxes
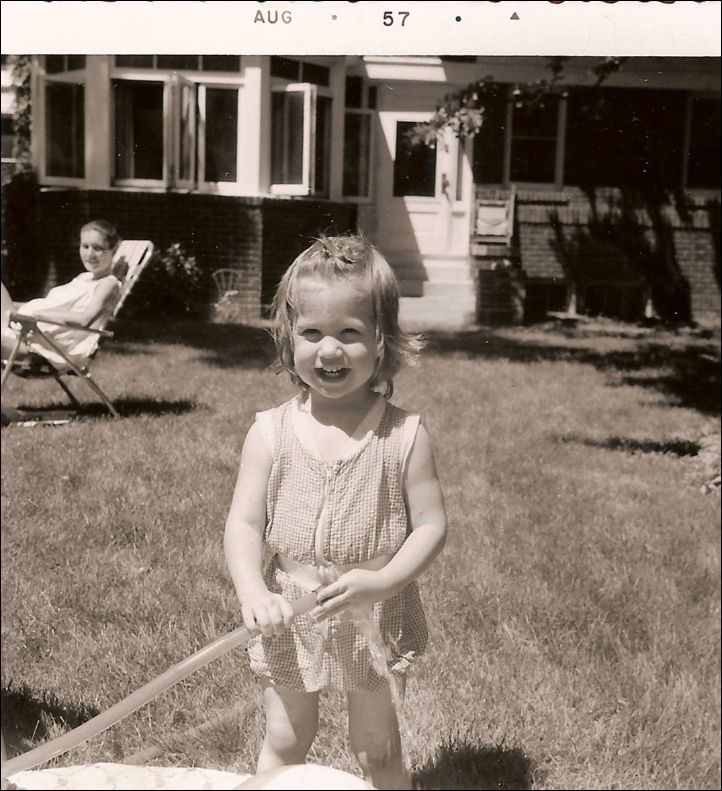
[313,423,447,617]
[26,277,120,327]
[224,420,295,637]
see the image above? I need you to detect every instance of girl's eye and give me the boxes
[301,329,321,340]
[342,328,360,336]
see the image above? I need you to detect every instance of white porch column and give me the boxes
[328,59,347,201]
[84,55,111,188]
[239,55,269,195]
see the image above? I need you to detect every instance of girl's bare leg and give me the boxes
[348,682,410,790]
[257,680,319,773]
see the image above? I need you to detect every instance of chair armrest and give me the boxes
[8,312,114,338]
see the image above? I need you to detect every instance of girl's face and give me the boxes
[79,229,114,279]
[292,275,379,403]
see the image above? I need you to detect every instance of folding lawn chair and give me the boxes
[1,240,154,422]
[212,268,244,302]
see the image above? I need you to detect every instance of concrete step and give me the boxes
[399,281,477,331]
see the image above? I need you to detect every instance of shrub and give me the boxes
[129,243,208,319]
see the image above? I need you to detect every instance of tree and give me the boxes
[411,56,627,145]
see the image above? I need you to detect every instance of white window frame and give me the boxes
[111,71,173,189]
[38,68,87,187]
[270,81,332,197]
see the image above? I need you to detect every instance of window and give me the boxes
[1,114,15,184]
[114,55,241,72]
[343,76,375,199]
[45,81,84,178]
[343,114,371,197]
[270,57,329,86]
[112,80,164,182]
[510,96,559,184]
[565,87,687,190]
[472,83,563,187]
[271,83,331,196]
[201,86,238,183]
[472,85,506,185]
[45,55,85,74]
[393,121,436,197]
[271,89,305,185]
[686,96,720,189]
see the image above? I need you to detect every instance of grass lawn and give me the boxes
[1,317,720,789]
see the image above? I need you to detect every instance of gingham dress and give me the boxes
[246,394,429,692]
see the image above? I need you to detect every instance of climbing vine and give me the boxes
[8,54,33,172]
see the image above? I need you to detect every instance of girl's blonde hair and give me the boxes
[271,234,423,397]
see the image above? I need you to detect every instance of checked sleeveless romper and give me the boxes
[246,395,429,692]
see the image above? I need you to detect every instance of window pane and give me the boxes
[271,91,304,184]
[510,139,556,183]
[314,96,332,195]
[1,115,14,159]
[367,86,377,110]
[66,55,86,71]
[510,98,557,183]
[393,121,436,197]
[113,80,164,180]
[201,55,241,72]
[345,76,363,108]
[301,62,329,87]
[156,55,199,71]
[45,82,84,177]
[270,57,299,81]
[472,85,506,184]
[687,97,721,189]
[343,113,370,196]
[205,87,238,182]
[115,55,154,68]
[45,55,66,74]
[565,87,687,189]
[179,83,195,182]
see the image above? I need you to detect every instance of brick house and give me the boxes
[2,55,720,325]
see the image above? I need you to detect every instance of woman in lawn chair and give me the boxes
[1,220,123,369]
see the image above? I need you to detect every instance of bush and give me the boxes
[129,243,208,319]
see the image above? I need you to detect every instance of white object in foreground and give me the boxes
[6,762,374,790]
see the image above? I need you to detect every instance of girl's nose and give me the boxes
[318,336,343,358]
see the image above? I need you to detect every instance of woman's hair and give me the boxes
[271,233,424,397]
[80,219,121,252]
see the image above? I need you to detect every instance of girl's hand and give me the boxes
[311,570,390,621]
[241,590,295,637]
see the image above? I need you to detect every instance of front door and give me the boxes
[372,111,472,290]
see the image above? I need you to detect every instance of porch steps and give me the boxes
[399,282,477,330]
[395,259,477,330]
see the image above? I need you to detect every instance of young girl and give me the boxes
[224,234,447,789]
[1,219,122,368]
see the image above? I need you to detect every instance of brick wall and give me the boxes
[260,197,358,311]
[3,189,357,321]
[515,189,721,320]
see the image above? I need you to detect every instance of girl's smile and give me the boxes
[292,276,378,404]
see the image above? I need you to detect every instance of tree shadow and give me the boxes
[548,187,695,325]
[1,683,99,758]
[558,434,701,457]
[112,320,277,370]
[413,739,534,791]
[423,327,720,416]
[2,398,200,427]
